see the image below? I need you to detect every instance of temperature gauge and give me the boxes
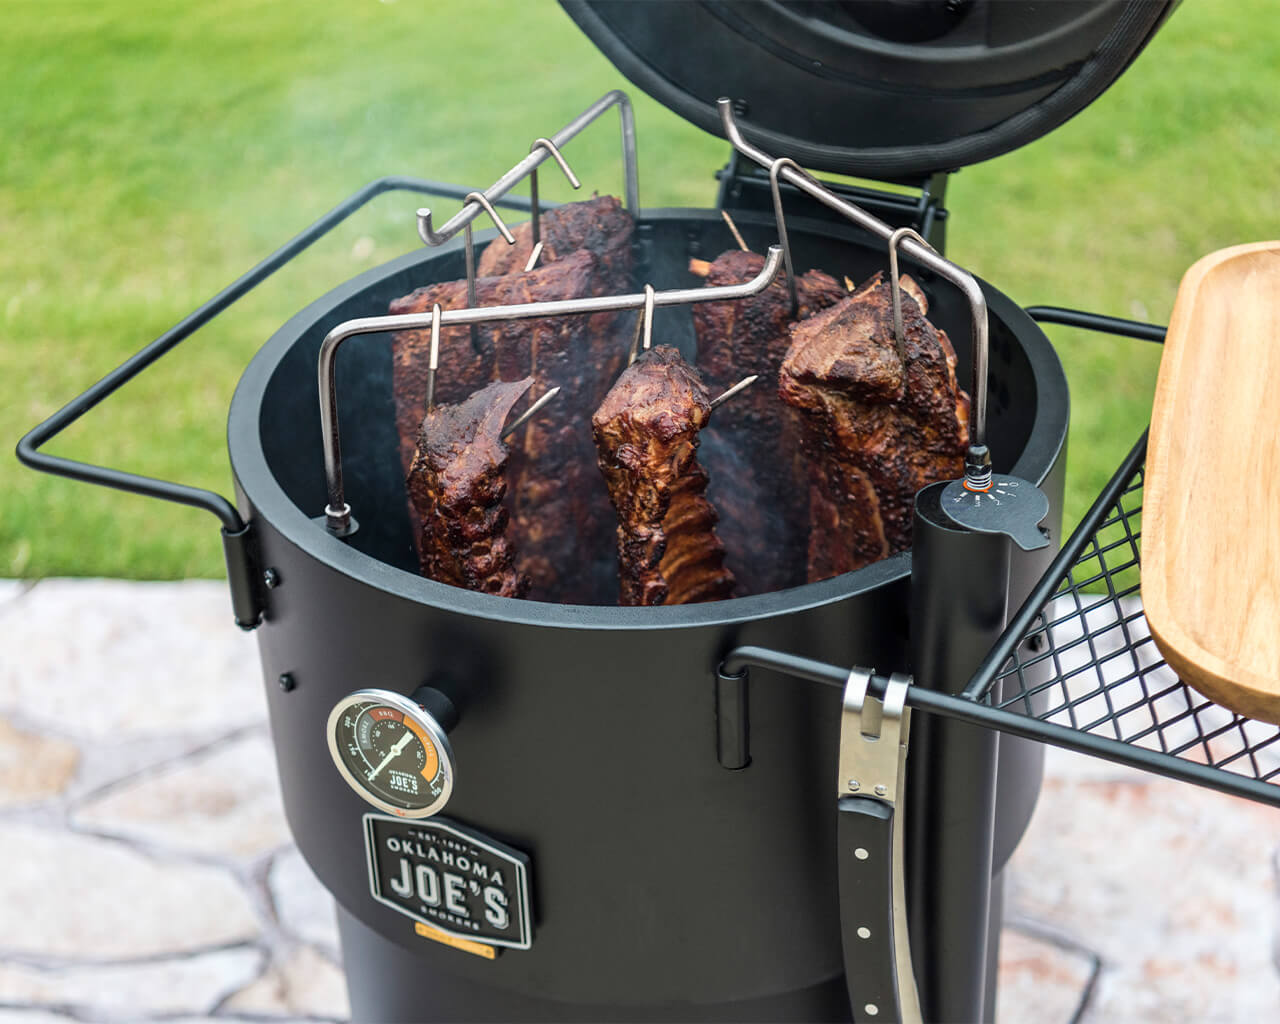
[940,474,1050,551]
[327,687,457,818]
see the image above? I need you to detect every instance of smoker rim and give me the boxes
[227,207,1068,632]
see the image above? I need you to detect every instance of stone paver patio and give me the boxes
[1,579,1277,1022]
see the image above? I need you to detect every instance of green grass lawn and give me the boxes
[6,1,1278,580]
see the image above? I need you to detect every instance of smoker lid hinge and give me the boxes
[221,522,264,631]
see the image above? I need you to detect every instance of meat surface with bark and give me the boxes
[592,346,735,606]
[392,196,635,602]
[781,271,970,577]
[691,249,848,593]
[478,194,633,288]
[390,252,593,475]
[390,251,618,602]
[479,191,635,474]
[394,196,633,475]
[406,378,533,598]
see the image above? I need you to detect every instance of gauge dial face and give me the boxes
[940,474,1050,552]
[327,690,454,818]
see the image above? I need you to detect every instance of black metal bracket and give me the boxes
[15,176,540,629]
[721,620,1280,807]
[221,523,263,631]
[715,149,950,253]
[714,664,750,770]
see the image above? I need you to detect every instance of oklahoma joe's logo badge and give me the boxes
[364,814,533,951]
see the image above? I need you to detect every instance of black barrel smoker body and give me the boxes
[16,4,1186,1020]
[228,211,1069,1021]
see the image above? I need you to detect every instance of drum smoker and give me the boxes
[18,3,1280,1022]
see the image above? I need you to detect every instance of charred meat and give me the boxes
[390,250,620,602]
[803,458,889,582]
[391,252,595,475]
[592,346,735,606]
[406,378,533,598]
[393,196,636,603]
[477,193,634,419]
[393,196,634,475]
[781,272,970,576]
[478,194,633,289]
[691,249,848,593]
[391,276,493,478]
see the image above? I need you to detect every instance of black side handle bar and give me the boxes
[15,177,537,628]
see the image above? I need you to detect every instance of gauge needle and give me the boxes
[367,730,415,782]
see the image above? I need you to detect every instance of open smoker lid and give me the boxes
[561,0,1176,179]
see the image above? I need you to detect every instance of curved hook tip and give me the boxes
[463,192,517,246]
[718,97,748,148]
[415,208,434,245]
[531,137,583,191]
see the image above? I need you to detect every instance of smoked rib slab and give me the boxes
[394,197,634,476]
[407,378,533,598]
[477,194,633,287]
[390,251,616,602]
[781,272,969,579]
[392,196,635,603]
[592,346,735,606]
[391,276,493,478]
[691,249,848,594]
[391,252,596,479]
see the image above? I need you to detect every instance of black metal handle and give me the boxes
[838,797,905,1024]
[15,176,536,627]
[1026,306,1166,343]
[724,639,1280,809]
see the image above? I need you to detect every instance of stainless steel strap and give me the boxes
[838,670,922,1024]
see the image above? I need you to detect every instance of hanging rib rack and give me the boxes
[317,247,785,535]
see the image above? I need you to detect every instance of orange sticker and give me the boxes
[414,921,497,959]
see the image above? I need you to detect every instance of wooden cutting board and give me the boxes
[1144,241,1280,725]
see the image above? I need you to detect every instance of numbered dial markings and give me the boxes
[327,690,454,817]
[940,474,1051,552]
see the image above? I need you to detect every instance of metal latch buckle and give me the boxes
[839,670,911,805]
[836,669,921,1024]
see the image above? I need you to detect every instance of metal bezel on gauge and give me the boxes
[327,688,455,818]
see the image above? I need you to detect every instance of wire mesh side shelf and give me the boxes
[965,431,1280,802]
